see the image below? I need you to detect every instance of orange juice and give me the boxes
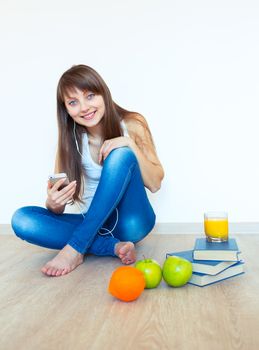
[204,213,228,242]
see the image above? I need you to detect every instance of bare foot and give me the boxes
[114,242,136,265]
[41,245,84,277]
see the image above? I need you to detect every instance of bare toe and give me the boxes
[55,269,63,277]
[41,266,47,274]
[51,268,58,276]
[61,269,68,276]
[46,267,54,276]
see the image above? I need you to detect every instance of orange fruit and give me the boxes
[108,266,146,302]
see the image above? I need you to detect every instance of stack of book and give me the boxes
[167,238,244,287]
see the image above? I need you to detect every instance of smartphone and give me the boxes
[48,173,69,190]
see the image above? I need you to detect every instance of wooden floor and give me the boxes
[1,233,259,350]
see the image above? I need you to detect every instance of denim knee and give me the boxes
[11,206,37,240]
[104,147,137,168]
[115,212,156,243]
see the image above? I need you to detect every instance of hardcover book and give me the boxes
[188,261,245,287]
[166,250,238,275]
[193,238,241,261]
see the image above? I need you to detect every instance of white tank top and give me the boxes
[81,120,129,212]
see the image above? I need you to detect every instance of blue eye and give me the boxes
[68,100,77,106]
[87,93,95,100]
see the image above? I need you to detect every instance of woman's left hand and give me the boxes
[98,136,132,164]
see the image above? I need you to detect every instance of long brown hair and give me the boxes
[56,64,137,202]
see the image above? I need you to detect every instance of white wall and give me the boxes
[1,0,259,224]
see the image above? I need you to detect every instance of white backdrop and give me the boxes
[1,0,259,224]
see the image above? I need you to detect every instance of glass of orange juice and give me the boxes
[204,212,228,242]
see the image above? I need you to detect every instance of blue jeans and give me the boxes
[11,147,156,257]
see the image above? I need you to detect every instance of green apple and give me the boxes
[135,258,162,289]
[162,256,192,287]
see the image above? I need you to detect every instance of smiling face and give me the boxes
[64,88,106,131]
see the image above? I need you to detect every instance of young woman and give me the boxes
[11,64,164,277]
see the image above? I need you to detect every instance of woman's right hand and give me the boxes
[46,178,77,213]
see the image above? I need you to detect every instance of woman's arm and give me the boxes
[125,115,164,192]
[99,114,164,193]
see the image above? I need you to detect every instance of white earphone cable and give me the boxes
[97,208,118,238]
[73,120,83,157]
